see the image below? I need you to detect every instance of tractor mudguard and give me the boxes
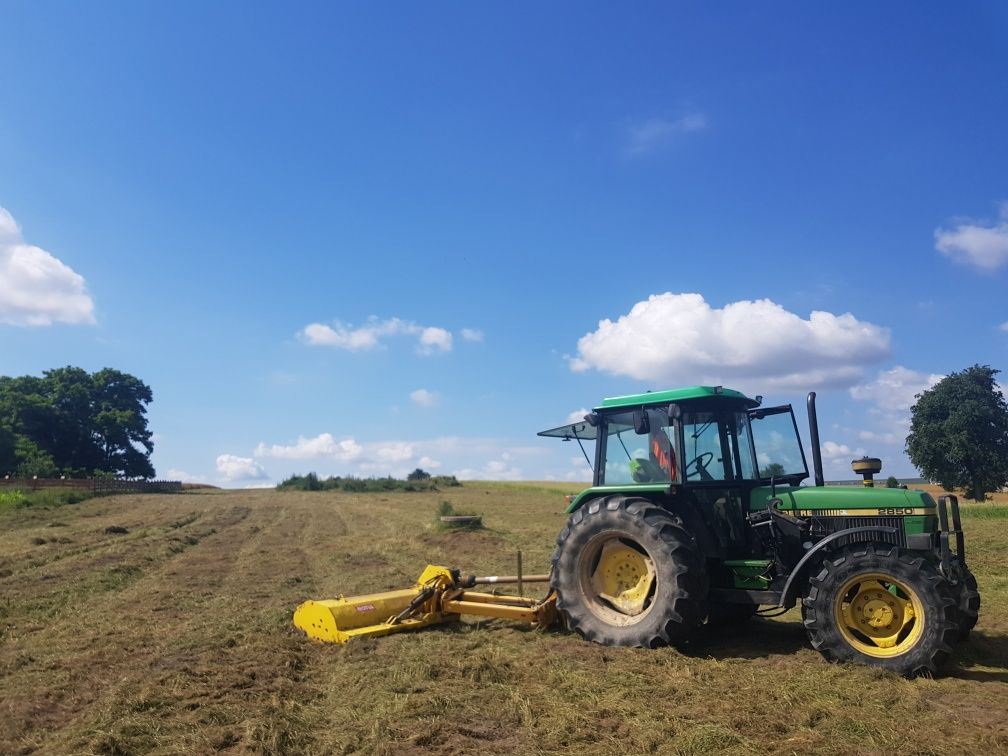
[777,525,899,609]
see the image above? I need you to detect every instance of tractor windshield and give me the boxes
[748,406,808,480]
[601,408,675,485]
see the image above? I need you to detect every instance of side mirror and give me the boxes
[633,408,650,435]
[667,403,681,421]
[584,412,600,427]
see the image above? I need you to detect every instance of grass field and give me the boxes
[1,482,1006,755]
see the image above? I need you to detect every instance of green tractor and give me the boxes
[539,386,980,676]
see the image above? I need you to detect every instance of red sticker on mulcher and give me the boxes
[355,604,375,613]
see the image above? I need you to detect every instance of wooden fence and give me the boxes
[0,477,182,494]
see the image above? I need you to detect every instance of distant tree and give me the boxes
[906,364,1008,501]
[885,475,900,489]
[0,367,155,478]
[760,462,786,479]
[407,468,431,481]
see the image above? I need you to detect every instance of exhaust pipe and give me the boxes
[807,392,825,487]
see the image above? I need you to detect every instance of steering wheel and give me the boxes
[685,452,715,481]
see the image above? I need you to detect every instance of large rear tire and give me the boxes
[802,543,957,677]
[550,496,707,648]
[947,556,980,641]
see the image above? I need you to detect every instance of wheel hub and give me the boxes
[836,575,922,655]
[589,539,655,616]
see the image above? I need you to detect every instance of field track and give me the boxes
[1,484,1006,755]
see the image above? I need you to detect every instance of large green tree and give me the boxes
[906,364,1008,500]
[0,367,155,478]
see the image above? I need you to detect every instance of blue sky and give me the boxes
[2,2,1007,485]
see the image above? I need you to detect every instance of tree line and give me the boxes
[0,366,155,479]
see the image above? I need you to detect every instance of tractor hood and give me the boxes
[750,485,937,514]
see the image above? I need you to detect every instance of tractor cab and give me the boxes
[538,385,810,495]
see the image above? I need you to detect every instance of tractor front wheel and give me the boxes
[802,543,957,676]
[550,496,707,648]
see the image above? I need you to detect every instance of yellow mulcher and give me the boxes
[293,560,558,644]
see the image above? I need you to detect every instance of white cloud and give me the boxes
[461,328,484,342]
[253,433,363,461]
[216,454,268,482]
[165,468,207,483]
[821,441,853,460]
[418,326,452,354]
[454,456,524,481]
[300,316,453,354]
[849,366,943,412]
[935,204,1008,270]
[251,434,545,480]
[858,430,901,446]
[0,207,96,326]
[565,407,590,424]
[999,321,1008,333]
[569,293,890,392]
[410,388,439,407]
[625,113,707,156]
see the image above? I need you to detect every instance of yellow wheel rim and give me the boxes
[834,572,924,658]
[578,535,656,626]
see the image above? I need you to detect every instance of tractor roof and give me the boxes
[598,385,759,410]
[538,386,758,440]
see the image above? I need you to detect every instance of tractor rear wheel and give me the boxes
[947,556,980,641]
[802,543,957,676]
[550,496,707,648]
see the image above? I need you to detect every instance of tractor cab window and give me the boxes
[682,411,753,482]
[601,408,676,485]
[748,406,809,480]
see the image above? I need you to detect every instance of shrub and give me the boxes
[885,476,900,488]
[277,472,462,493]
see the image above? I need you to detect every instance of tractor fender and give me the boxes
[777,525,899,609]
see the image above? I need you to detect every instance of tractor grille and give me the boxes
[809,516,906,548]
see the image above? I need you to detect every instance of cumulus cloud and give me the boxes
[0,207,96,326]
[300,317,453,354]
[625,113,707,156]
[216,454,268,482]
[410,388,439,407]
[849,366,943,412]
[253,433,363,461]
[935,204,1008,270]
[565,407,591,424]
[165,468,207,483]
[569,293,890,392]
[461,328,484,342]
[252,433,544,480]
[418,327,453,354]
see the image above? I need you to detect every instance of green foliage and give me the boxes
[0,487,92,511]
[0,489,27,511]
[277,472,461,493]
[760,462,786,478]
[907,364,1008,501]
[14,437,57,478]
[407,467,431,481]
[0,367,155,479]
[885,475,900,489]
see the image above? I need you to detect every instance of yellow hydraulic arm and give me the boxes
[293,564,558,644]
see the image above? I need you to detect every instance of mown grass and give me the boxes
[0,484,1005,755]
